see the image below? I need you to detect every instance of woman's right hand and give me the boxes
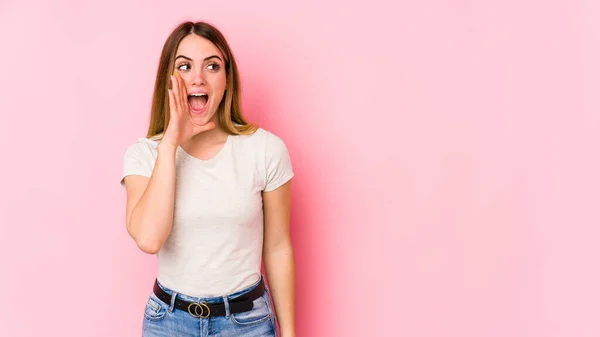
[161,72,215,148]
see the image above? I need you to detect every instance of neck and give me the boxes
[180,114,229,151]
[190,126,228,145]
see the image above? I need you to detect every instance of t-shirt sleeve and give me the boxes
[264,133,294,192]
[120,140,156,187]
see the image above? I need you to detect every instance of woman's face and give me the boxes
[173,34,227,126]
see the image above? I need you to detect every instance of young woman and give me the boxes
[120,21,295,337]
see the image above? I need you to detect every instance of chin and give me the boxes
[190,111,215,126]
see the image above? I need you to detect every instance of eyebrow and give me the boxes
[175,54,223,62]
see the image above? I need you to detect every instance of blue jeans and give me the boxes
[142,276,277,336]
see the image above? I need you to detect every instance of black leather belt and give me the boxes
[152,278,265,318]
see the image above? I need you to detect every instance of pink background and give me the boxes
[1,0,600,336]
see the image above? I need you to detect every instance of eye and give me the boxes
[177,63,191,71]
[207,63,221,71]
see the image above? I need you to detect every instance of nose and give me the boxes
[190,68,206,87]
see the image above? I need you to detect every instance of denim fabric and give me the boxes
[142,276,277,336]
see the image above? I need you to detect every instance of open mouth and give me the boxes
[188,93,208,114]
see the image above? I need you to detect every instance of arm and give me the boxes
[262,180,295,337]
[123,142,178,254]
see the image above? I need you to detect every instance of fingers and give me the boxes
[170,74,182,116]
[167,88,176,120]
[177,74,189,113]
[174,72,188,115]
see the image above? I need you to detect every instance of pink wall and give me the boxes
[1,0,599,336]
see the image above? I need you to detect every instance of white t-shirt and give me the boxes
[120,128,294,297]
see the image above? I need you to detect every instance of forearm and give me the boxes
[128,142,177,254]
[264,242,295,336]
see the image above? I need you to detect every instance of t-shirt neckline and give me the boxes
[176,135,231,165]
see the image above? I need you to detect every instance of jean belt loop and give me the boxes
[223,295,231,318]
[169,291,178,313]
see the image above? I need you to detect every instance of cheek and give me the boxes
[211,75,227,94]
[179,74,193,87]
[216,74,227,90]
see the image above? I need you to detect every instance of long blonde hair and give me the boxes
[146,21,257,140]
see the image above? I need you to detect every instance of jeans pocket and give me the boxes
[144,293,167,321]
[230,292,272,327]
